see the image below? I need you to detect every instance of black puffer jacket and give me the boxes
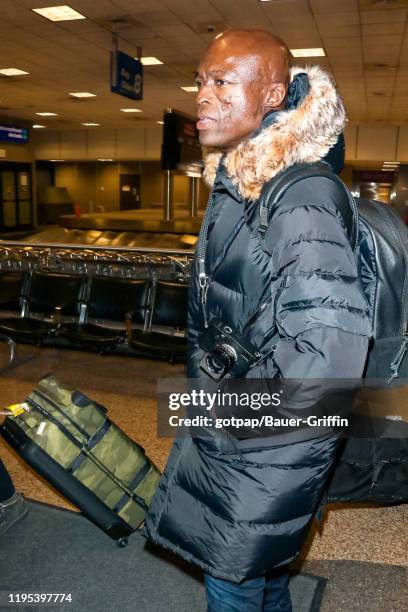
[144,66,372,582]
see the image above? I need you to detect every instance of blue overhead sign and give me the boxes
[111,50,143,100]
[0,125,29,144]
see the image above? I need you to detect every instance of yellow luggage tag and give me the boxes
[1,403,30,417]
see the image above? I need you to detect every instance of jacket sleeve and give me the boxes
[264,177,372,383]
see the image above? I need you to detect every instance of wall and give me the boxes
[392,165,408,220]
[345,125,408,162]
[339,164,353,188]
[35,125,408,164]
[35,128,206,213]
[0,142,33,163]
[54,162,123,212]
[34,124,408,165]
[0,117,33,164]
[34,127,162,161]
[53,160,209,213]
[55,163,96,212]
[40,124,408,218]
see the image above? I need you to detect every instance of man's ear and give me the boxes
[265,83,287,110]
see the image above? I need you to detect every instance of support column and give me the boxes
[163,170,174,221]
[189,176,200,217]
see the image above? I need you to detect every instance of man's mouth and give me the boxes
[196,115,216,130]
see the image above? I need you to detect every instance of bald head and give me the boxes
[196,29,290,149]
[211,29,290,85]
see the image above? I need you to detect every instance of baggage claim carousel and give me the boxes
[0,207,199,279]
[27,206,202,252]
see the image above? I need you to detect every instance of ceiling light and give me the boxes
[120,108,142,113]
[290,48,326,58]
[383,161,400,165]
[69,92,96,98]
[97,159,113,162]
[32,5,86,22]
[140,57,163,66]
[181,86,198,92]
[32,124,46,128]
[49,159,65,162]
[157,121,164,125]
[36,112,58,116]
[0,68,29,76]
[81,122,99,126]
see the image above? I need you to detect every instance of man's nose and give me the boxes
[196,83,213,105]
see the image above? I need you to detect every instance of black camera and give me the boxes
[199,319,262,380]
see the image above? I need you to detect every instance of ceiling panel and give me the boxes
[362,22,405,37]
[329,61,365,72]
[360,8,407,23]
[364,48,402,66]
[323,37,361,49]
[363,34,402,47]
[310,0,358,13]
[259,0,311,18]
[278,33,323,47]
[93,0,166,12]
[132,11,181,26]
[314,12,359,26]
[326,47,364,61]
[319,25,361,38]
[161,0,222,20]
[0,0,404,130]
[273,24,322,43]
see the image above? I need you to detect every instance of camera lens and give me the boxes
[206,344,237,376]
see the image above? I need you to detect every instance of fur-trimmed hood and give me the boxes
[203,65,347,201]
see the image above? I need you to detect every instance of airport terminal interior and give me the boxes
[0,1,407,611]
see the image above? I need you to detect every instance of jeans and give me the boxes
[205,567,292,612]
[0,459,15,503]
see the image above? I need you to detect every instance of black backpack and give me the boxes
[259,162,408,504]
[259,161,408,385]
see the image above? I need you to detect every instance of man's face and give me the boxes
[196,43,268,149]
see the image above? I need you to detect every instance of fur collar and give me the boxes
[203,65,347,201]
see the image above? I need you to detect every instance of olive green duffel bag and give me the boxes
[0,374,161,546]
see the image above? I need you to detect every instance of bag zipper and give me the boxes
[197,192,215,329]
[27,396,84,449]
[386,335,408,385]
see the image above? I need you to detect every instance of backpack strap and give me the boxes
[258,162,359,251]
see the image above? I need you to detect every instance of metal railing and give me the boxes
[0,241,194,281]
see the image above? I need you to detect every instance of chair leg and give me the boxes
[0,338,37,374]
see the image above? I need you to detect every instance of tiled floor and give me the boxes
[0,343,407,567]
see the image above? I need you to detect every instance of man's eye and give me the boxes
[216,79,227,86]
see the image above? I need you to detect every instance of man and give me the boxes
[144,29,371,611]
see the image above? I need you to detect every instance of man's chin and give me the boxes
[199,132,224,148]
[198,130,220,147]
